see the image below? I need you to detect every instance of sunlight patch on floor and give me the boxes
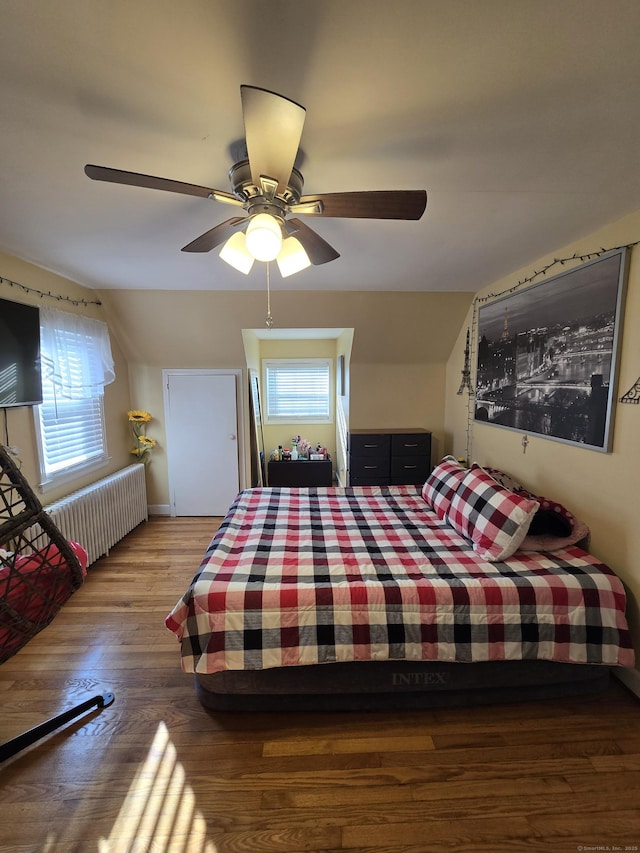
[98,721,218,853]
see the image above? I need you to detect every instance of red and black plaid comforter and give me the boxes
[165,486,634,674]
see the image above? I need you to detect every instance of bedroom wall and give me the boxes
[99,288,473,507]
[0,249,471,511]
[444,207,640,687]
[0,251,132,503]
[258,337,338,462]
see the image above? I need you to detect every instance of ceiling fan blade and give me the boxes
[286,218,340,266]
[181,217,247,253]
[295,190,427,220]
[240,86,306,194]
[84,164,243,206]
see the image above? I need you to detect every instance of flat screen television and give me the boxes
[0,296,43,407]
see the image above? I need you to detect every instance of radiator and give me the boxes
[43,464,148,567]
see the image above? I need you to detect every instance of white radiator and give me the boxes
[43,464,148,567]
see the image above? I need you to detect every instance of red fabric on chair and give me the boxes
[0,542,88,655]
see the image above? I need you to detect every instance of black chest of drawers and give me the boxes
[348,429,431,486]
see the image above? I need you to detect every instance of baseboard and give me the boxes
[612,666,640,700]
[148,504,171,516]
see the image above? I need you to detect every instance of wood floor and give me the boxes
[1,517,640,853]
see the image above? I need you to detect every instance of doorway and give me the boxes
[163,369,243,516]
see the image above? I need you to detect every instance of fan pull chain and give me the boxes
[265,262,273,328]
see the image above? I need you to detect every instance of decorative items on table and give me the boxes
[127,410,157,463]
[270,438,328,461]
[294,436,312,458]
[272,446,293,461]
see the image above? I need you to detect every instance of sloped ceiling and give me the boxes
[1,0,639,294]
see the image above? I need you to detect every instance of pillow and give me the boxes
[446,465,539,561]
[481,466,575,538]
[0,541,88,655]
[520,518,590,553]
[12,541,88,576]
[0,542,88,605]
[421,456,467,521]
[482,466,524,493]
[526,496,574,537]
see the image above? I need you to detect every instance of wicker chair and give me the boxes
[0,445,86,663]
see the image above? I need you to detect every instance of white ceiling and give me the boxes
[1,0,639,295]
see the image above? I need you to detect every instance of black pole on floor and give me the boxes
[0,692,115,762]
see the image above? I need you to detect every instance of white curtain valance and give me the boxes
[40,306,115,399]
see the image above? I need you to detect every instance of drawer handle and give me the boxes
[404,465,418,469]
[403,443,418,448]
[364,443,379,448]
[364,465,378,469]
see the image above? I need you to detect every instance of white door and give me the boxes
[165,371,240,516]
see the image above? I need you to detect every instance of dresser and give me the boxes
[348,429,431,486]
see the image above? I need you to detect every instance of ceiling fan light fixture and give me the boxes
[276,236,311,278]
[219,231,254,274]
[245,213,283,262]
[85,87,427,279]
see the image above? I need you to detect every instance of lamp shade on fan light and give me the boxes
[219,231,255,274]
[219,217,310,278]
[245,213,283,262]
[276,236,311,278]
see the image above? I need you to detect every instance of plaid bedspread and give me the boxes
[165,486,635,674]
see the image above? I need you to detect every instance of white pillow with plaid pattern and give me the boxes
[421,456,467,521]
[446,464,539,561]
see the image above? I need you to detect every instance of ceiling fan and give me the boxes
[85,85,427,278]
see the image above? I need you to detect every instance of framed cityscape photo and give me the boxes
[474,248,630,452]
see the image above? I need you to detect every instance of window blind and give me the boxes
[36,308,112,481]
[264,359,331,422]
[38,392,105,475]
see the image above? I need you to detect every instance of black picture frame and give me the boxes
[474,248,630,452]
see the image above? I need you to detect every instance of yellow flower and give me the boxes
[127,410,157,463]
[128,410,152,423]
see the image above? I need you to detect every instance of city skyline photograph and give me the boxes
[474,248,629,451]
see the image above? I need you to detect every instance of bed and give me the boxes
[166,459,635,711]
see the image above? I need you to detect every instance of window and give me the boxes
[263,359,332,423]
[35,307,115,489]
[36,391,107,484]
